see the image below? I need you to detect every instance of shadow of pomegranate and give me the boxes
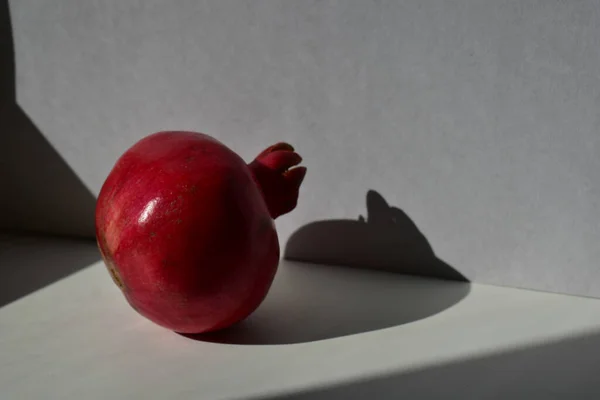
[184,190,470,345]
[285,189,467,282]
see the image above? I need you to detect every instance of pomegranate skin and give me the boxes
[95,131,305,334]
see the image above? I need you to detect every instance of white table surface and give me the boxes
[2,237,600,399]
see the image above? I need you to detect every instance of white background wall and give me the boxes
[9,0,600,297]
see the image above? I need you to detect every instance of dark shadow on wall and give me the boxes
[254,329,600,399]
[0,0,97,239]
[285,189,468,282]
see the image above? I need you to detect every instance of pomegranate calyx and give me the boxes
[249,142,306,219]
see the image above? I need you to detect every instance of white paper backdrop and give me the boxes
[9,0,600,296]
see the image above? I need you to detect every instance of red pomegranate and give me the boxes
[95,131,306,334]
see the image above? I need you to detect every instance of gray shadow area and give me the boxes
[256,329,600,399]
[1,0,97,239]
[0,1,100,307]
[0,233,100,308]
[285,190,468,282]
[185,261,470,345]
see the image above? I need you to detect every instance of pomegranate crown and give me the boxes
[248,142,307,219]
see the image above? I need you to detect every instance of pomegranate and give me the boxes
[95,131,306,334]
